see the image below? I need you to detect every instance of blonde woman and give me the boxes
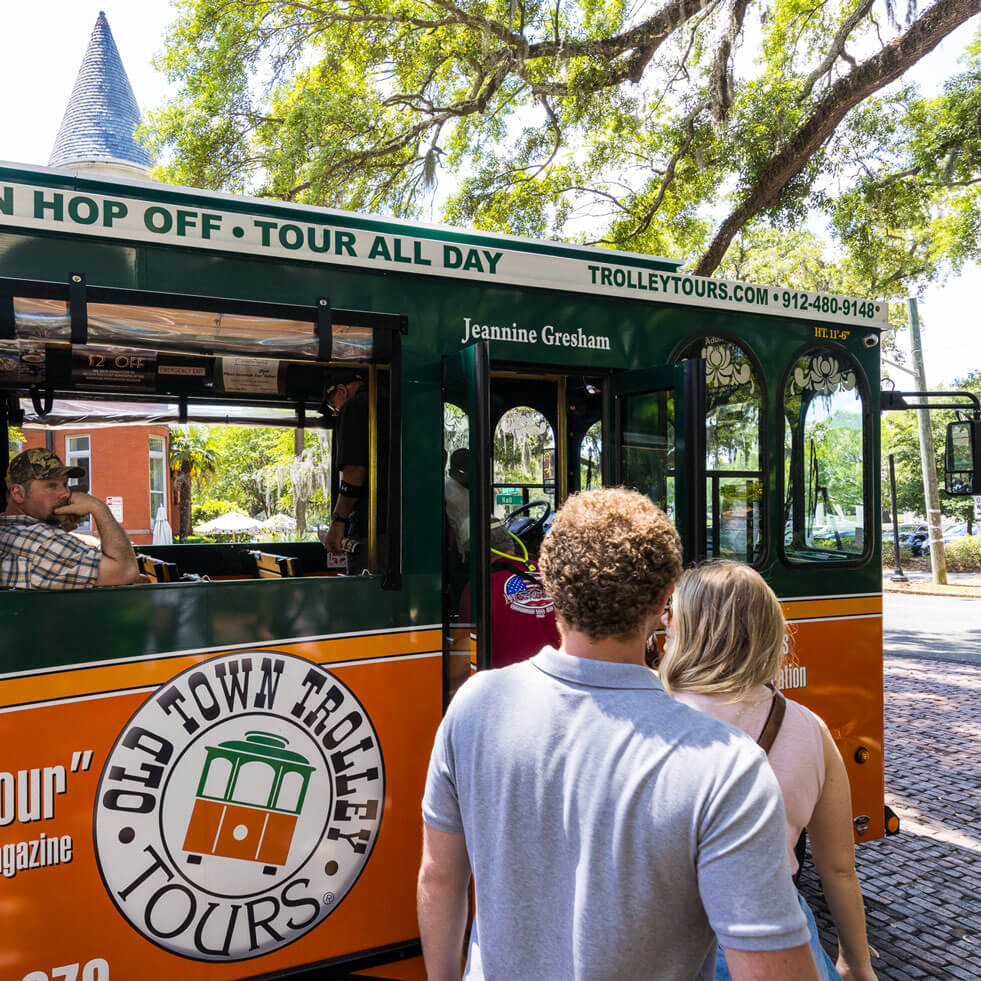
[657,561,877,981]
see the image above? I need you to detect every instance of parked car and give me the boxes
[896,524,927,552]
[944,522,972,538]
[908,522,975,556]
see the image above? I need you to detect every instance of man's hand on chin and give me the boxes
[52,513,81,532]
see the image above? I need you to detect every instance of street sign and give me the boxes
[496,489,523,507]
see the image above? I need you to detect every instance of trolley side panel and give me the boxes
[0,635,441,981]
[781,599,885,841]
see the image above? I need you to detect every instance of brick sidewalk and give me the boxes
[799,657,981,979]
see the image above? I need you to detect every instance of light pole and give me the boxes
[907,298,947,584]
[888,453,907,583]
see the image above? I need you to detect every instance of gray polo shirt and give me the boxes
[423,647,809,980]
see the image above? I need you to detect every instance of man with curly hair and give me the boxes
[419,487,818,981]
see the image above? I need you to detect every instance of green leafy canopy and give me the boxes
[143,0,981,296]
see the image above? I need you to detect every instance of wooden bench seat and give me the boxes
[248,550,300,579]
[137,554,180,583]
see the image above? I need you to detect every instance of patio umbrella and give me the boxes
[195,511,263,536]
[152,506,174,545]
[259,513,297,533]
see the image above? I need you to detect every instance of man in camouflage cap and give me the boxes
[1,447,141,589]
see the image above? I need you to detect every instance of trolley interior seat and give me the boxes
[249,550,301,579]
[136,554,180,583]
[132,541,335,582]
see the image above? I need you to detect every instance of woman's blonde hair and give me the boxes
[659,560,786,696]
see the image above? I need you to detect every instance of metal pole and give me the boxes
[888,454,907,582]
[907,298,947,584]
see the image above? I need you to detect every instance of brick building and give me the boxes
[20,425,175,546]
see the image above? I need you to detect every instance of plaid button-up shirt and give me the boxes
[0,514,101,590]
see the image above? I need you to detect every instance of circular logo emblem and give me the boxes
[503,573,554,618]
[94,651,384,961]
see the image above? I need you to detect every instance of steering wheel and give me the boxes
[504,499,552,544]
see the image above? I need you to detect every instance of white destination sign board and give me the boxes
[0,171,888,328]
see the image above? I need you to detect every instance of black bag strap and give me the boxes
[756,684,787,755]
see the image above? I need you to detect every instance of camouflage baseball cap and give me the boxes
[6,448,85,487]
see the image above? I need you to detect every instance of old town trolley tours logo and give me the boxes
[93,651,384,961]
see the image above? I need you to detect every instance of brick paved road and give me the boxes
[799,656,981,979]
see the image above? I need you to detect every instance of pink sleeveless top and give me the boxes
[673,686,825,874]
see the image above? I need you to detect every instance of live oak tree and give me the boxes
[826,35,981,296]
[144,0,981,279]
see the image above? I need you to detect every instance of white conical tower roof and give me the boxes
[48,11,152,179]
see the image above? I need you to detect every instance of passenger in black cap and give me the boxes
[319,371,371,573]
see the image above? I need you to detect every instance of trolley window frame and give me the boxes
[0,275,407,589]
[669,330,768,567]
[778,340,874,569]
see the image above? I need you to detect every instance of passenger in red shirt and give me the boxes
[460,507,559,668]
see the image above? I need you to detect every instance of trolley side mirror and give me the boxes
[944,419,981,495]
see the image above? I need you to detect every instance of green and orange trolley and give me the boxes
[0,161,891,980]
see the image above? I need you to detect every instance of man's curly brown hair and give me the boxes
[539,487,682,640]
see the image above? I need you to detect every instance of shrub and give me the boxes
[192,499,239,525]
[881,541,920,567]
[883,536,981,571]
[944,536,981,572]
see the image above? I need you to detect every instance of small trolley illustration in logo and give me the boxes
[503,573,554,618]
[94,651,384,962]
[182,730,314,875]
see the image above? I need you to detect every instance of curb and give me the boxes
[883,582,981,598]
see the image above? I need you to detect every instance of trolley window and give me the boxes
[1,276,405,588]
[492,406,556,519]
[783,347,870,562]
[10,297,375,361]
[676,335,764,564]
[579,420,602,492]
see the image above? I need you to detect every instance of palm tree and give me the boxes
[169,427,218,540]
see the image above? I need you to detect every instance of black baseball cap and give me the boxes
[323,371,364,402]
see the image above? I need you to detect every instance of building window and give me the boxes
[66,435,92,532]
[149,435,167,523]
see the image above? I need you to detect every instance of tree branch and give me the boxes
[709,0,751,123]
[617,109,702,241]
[694,0,981,276]
[800,0,875,100]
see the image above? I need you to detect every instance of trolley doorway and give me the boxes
[441,345,706,689]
